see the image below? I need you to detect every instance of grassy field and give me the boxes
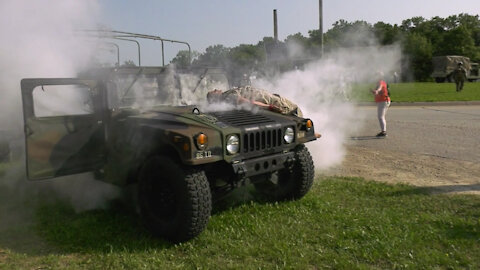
[352,81,480,102]
[1,171,479,269]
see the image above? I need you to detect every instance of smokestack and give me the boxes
[319,0,324,57]
[273,9,278,42]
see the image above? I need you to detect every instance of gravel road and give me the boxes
[323,104,480,194]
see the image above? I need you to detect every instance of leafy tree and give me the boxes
[285,33,309,46]
[258,36,285,60]
[458,14,480,44]
[195,45,230,67]
[437,25,477,58]
[455,14,480,60]
[323,20,374,50]
[227,44,265,83]
[403,32,433,80]
[373,22,402,45]
[400,16,426,32]
[229,44,264,67]
[170,50,200,68]
[121,60,136,67]
[285,32,323,59]
[307,29,322,53]
[256,36,276,49]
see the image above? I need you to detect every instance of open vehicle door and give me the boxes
[21,78,106,180]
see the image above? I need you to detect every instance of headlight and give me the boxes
[284,127,294,144]
[226,134,239,154]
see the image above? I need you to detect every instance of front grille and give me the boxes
[211,109,291,155]
[243,128,283,153]
[211,110,274,126]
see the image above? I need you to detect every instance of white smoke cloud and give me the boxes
[254,45,402,169]
[0,0,121,213]
[0,0,101,128]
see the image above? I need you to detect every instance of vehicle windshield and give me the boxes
[108,68,229,109]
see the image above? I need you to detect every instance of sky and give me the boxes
[98,0,480,65]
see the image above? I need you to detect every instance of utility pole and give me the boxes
[319,0,324,57]
[273,9,278,42]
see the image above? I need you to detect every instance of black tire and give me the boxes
[137,156,212,243]
[254,144,314,201]
[435,77,445,83]
[446,74,453,83]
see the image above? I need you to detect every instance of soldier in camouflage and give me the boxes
[453,62,467,92]
[207,86,303,117]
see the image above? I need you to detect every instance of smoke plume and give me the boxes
[0,0,120,214]
[254,45,402,169]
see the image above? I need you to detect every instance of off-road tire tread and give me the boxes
[180,168,212,241]
[290,144,315,199]
[254,144,314,201]
[138,156,212,243]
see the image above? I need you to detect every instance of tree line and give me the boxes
[171,13,480,82]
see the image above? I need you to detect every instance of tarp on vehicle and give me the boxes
[431,56,472,77]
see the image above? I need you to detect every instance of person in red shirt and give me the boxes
[371,72,391,137]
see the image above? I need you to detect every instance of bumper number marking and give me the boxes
[196,151,212,159]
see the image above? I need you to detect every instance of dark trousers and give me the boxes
[455,80,465,92]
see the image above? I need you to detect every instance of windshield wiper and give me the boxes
[120,68,144,101]
[192,68,209,93]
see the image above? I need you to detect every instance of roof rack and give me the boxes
[81,29,192,67]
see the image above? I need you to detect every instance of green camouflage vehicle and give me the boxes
[431,55,480,82]
[20,32,318,242]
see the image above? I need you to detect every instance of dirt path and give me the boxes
[318,105,480,195]
[323,145,480,195]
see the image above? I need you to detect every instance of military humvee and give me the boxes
[431,55,480,82]
[20,31,318,242]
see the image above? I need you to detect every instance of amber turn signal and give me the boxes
[306,119,313,130]
[196,133,208,149]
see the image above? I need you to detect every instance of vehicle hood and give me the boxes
[126,105,222,130]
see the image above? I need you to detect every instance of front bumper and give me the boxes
[231,151,295,178]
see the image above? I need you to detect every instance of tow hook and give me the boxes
[285,155,295,169]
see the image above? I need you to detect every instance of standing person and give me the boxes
[371,72,391,137]
[393,71,399,83]
[452,62,467,92]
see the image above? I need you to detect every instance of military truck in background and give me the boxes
[20,31,318,242]
[431,55,480,82]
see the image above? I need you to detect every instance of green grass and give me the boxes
[352,82,480,102]
[1,174,479,269]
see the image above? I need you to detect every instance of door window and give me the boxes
[32,85,94,117]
